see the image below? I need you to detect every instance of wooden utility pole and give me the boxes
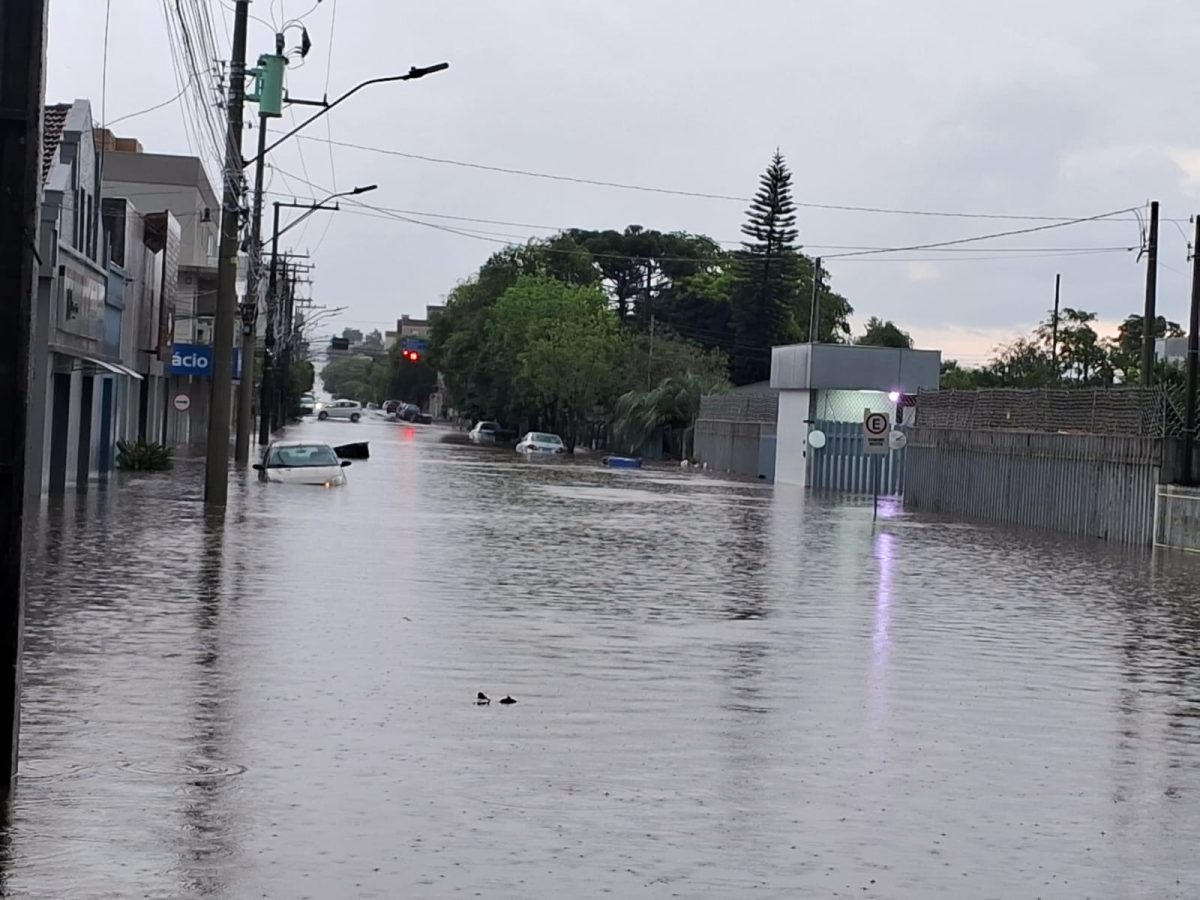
[0,0,49,784]
[204,0,250,506]
[1141,200,1160,387]
[1184,216,1200,484]
[1051,273,1061,373]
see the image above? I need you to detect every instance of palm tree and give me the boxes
[613,373,729,459]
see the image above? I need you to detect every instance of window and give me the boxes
[267,445,340,468]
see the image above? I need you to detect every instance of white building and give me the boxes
[771,343,941,488]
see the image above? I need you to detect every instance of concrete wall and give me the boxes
[905,427,1164,544]
[775,390,811,485]
[694,420,775,479]
[1155,485,1200,552]
[771,343,941,392]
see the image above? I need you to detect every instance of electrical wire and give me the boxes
[297,135,1166,224]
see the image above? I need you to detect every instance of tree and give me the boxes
[620,330,729,395]
[363,329,384,350]
[321,356,374,400]
[858,316,914,349]
[341,327,364,345]
[614,372,730,460]
[485,275,624,448]
[1109,313,1184,383]
[730,151,802,384]
[985,337,1057,387]
[1034,307,1112,384]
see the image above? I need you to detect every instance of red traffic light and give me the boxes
[403,349,421,362]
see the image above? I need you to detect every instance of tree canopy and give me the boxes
[859,317,914,349]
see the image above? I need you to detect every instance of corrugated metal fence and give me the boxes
[809,420,906,495]
[905,427,1164,544]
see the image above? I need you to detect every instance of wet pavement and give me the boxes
[5,417,1200,898]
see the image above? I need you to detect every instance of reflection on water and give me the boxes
[3,420,1200,898]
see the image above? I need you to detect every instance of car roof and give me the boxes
[268,440,335,449]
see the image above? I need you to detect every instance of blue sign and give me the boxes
[401,337,428,352]
[171,343,243,379]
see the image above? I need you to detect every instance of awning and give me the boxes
[80,356,145,380]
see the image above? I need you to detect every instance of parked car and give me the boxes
[317,399,362,422]
[297,393,316,415]
[516,432,566,455]
[253,441,352,486]
[469,421,501,444]
[383,399,401,416]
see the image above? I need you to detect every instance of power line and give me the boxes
[298,134,1163,224]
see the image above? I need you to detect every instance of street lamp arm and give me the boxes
[250,63,449,165]
[275,202,338,241]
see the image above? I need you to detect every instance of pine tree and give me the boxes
[730,151,801,384]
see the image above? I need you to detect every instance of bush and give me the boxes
[116,439,173,472]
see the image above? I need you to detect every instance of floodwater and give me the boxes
[5,418,1200,899]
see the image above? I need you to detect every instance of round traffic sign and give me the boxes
[173,393,191,412]
[864,412,889,436]
[888,430,908,451]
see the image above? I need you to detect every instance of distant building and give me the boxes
[386,305,445,347]
[1156,337,1187,364]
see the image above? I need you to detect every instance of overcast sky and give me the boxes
[46,0,1200,362]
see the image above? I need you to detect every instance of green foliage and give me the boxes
[382,339,439,406]
[116,439,172,472]
[859,316,914,349]
[290,360,315,395]
[485,275,625,448]
[730,151,801,384]
[321,355,375,401]
[728,152,853,384]
[1109,314,1183,383]
[620,330,729,394]
[614,373,731,459]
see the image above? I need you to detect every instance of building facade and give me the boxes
[28,100,153,497]
[100,138,222,446]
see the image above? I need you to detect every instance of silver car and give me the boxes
[316,399,362,422]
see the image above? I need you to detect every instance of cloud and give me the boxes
[904,262,942,283]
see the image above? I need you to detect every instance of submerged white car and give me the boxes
[516,432,566,455]
[254,441,351,486]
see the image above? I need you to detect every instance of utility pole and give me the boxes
[1184,216,1200,485]
[237,32,287,464]
[0,0,49,784]
[808,258,822,343]
[645,262,654,387]
[204,0,250,507]
[1141,200,1160,387]
[1051,273,1061,374]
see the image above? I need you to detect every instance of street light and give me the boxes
[259,188,378,445]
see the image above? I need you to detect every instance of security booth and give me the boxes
[770,343,941,492]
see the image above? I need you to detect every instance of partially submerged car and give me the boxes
[254,441,352,486]
[516,432,566,455]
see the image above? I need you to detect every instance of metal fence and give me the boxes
[916,386,1187,437]
[698,390,779,425]
[809,420,906,495]
[905,427,1164,544]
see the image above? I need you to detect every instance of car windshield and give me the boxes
[267,445,340,468]
[477,422,498,431]
[531,433,562,445]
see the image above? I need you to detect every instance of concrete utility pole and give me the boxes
[808,257,822,343]
[1141,200,1160,387]
[1184,216,1200,485]
[0,0,49,785]
[204,0,250,507]
[236,32,286,464]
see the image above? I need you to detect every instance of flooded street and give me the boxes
[5,418,1200,898]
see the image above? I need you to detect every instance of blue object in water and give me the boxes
[602,456,642,469]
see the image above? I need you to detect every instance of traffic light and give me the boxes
[403,349,421,363]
